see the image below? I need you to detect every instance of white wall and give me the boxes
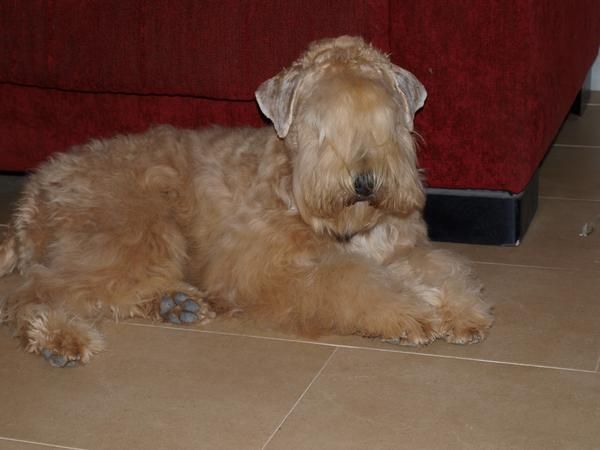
[592,51,600,91]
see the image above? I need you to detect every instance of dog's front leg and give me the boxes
[347,221,493,344]
[391,246,494,344]
[232,251,439,345]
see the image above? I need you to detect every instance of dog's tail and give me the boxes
[0,177,41,279]
[0,226,17,277]
[0,225,18,323]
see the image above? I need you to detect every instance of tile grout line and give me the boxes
[595,354,600,373]
[0,436,88,450]
[123,322,597,374]
[553,143,600,149]
[472,260,598,272]
[260,347,339,450]
[539,195,600,202]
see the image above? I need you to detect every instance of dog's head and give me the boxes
[256,36,427,239]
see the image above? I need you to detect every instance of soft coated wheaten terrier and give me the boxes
[0,36,493,367]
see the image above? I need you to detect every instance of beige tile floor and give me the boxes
[1,94,599,449]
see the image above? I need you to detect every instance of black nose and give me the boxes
[353,172,375,198]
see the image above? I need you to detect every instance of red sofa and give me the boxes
[1,1,599,243]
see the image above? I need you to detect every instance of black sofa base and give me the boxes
[424,172,539,246]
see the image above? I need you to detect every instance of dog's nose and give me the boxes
[353,172,375,198]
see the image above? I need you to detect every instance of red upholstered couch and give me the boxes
[1,1,599,243]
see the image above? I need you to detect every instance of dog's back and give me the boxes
[0,126,191,275]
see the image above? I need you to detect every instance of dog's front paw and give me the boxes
[444,327,487,345]
[360,306,438,347]
[442,306,494,345]
[382,333,432,347]
[381,318,438,347]
[444,316,493,345]
[159,292,216,325]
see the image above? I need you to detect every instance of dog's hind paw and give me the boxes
[41,348,79,368]
[159,292,216,325]
[24,310,105,368]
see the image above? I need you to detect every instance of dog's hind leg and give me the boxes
[1,260,213,368]
[0,150,217,366]
[0,212,213,368]
[2,264,215,368]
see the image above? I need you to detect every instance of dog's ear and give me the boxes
[255,67,303,138]
[389,65,427,131]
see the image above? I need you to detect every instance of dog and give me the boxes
[0,36,493,367]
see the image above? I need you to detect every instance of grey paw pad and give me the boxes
[160,293,203,325]
[182,299,200,313]
[41,348,79,368]
[160,295,175,316]
[167,312,182,324]
[173,292,189,305]
[180,311,198,323]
